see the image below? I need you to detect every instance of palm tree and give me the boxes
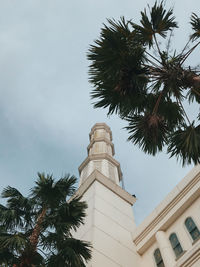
[88,1,200,166]
[0,173,91,267]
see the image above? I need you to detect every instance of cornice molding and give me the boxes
[87,137,115,156]
[133,167,200,254]
[175,239,200,267]
[74,170,136,205]
[78,153,122,181]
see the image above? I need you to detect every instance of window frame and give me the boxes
[169,232,183,258]
[153,248,165,267]
[184,217,200,242]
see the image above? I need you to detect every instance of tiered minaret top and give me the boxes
[78,123,122,186]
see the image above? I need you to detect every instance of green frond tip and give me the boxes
[190,13,200,41]
[0,233,27,252]
[125,113,169,155]
[150,1,178,35]
[131,1,177,47]
[167,124,200,166]
[31,173,77,207]
[187,87,200,103]
[1,186,23,199]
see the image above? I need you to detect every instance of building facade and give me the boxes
[73,123,200,267]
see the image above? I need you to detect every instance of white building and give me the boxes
[73,123,200,267]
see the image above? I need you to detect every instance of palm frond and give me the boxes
[54,174,77,200]
[45,197,87,233]
[187,87,200,103]
[150,1,178,36]
[126,113,169,155]
[0,232,27,252]
[0,206,24,230]
[91,84,148,116]
[132,1,177,47]
[190,13,200,41]
[167,124,200,166]
[1,186,34,213]
[1,186,23,199]
[145,93,184,128]
[47,238,91,267]
[31,173,78,209]
[88,17,148,115]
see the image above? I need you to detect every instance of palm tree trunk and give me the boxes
[16,208,47,267]
[29,207,47,251]
[14,208,47,267]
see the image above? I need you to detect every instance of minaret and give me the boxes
[73,123,140,267]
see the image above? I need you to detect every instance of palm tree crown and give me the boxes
[0,173,91,267]
[88,1,200,166]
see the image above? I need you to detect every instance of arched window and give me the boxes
[185,217,200,241]
[169,233,183,258]
[154,248,165,267]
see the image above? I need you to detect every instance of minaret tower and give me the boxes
[73,123,140,267]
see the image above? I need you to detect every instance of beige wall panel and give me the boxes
[94,181,135,218]
[91,249,121,267]
[94,194,135,233]
[93,209,134,250]
[93,227,140,267]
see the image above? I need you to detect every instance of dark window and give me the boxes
[185,217,200,241]
[154,248,165,267]
[169,233,183,258]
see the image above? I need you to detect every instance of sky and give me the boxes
[0,0,200,225]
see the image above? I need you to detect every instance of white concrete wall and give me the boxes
[73,180,140,267]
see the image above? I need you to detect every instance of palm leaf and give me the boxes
[47,238,91,267]
[45,197,87,233]
[126,113,169,155]
[31,173,78,209]
[131,1,177,46]
[88,17,148,115]
[190,13,200,41]
[145,93,184,127]
[0,206,24,230]
[0,232,27,252]
[54,174,77,200]
[167,124,200,165]
[187,87,200,103]
[91,84,148,116]
[1,187,34,230]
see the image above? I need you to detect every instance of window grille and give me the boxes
[154,248,165,267]
[169,233,183,257]
[185,217,200,241]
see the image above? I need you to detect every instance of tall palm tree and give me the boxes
[0,173,91,267]
[88,1,200,166]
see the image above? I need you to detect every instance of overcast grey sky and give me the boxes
[0,0,200,225]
